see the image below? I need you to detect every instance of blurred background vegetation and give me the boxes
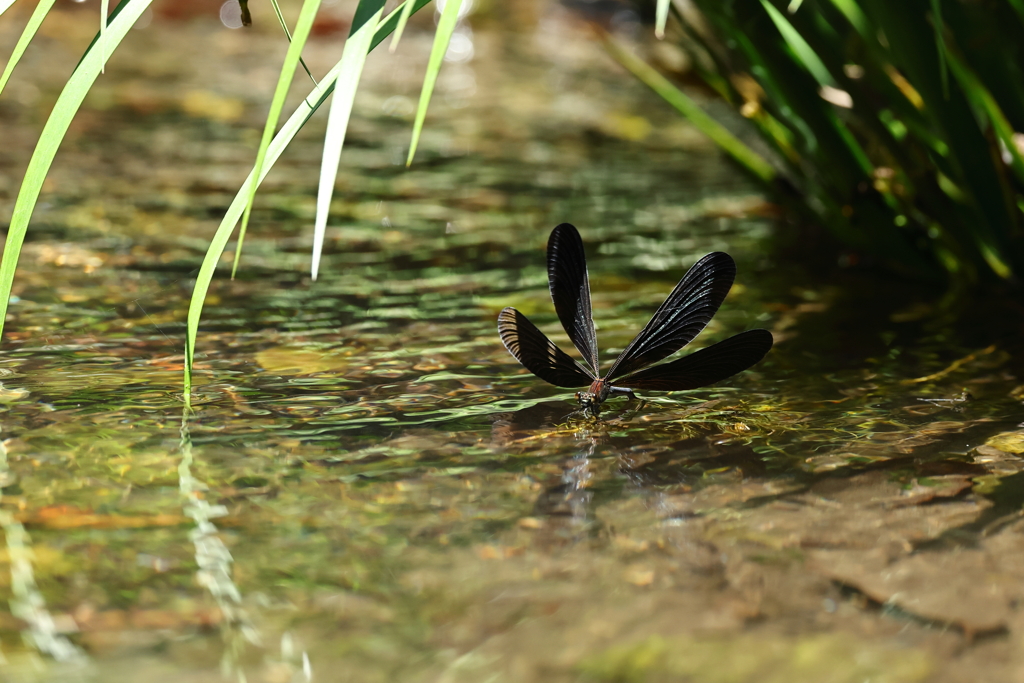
[620,0,1024,295]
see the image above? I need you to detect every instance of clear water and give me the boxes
[1,5,1022,682]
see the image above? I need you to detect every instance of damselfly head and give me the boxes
[575,379,612,416]
[575,391,600,417]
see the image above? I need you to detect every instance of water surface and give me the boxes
[2,4,1024,682]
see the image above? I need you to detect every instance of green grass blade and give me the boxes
[721,4,871,186]
[0,0,57,98]
[655,0,670,39]
[602,33,776,184]
[271,0,290,37]
[0,0,153,342]
[946,4,1024,130]
[311,0,384,280]
[946,50,1024,190]
[406,0,462,166]
[185,0,435,401]
[100,0,109,72]
[828,0,870,39]
[185,67,340,399]
[372,0,432,50]
[761,0,833,87]
[865,0,1020,279]
[389,0,417,52]
[232,0,322,279]
[270,0,318,86]
[234,0,427,279]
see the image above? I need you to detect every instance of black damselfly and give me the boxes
[498,223,772,416]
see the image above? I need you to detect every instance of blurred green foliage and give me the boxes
[629,0,1024,292]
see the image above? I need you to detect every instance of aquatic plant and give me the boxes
[615,0,1024,291]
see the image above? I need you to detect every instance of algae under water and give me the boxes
[1,4,1024,683]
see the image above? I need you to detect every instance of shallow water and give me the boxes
[2,3,1024,682]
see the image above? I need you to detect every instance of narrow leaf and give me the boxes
[232,0,322,278]
[655,0,670,39]
[270,0,318,86]
[602,33,776,184]
[0,0,153,341]
[101,0,109,73]
[945,53,1024,174]
[865,0,1021,279]
[186,68,339,399]
[762,0,834,87]
[828,0,870,39]
[185,0,436,401]
[0,0,58,98]
[0,0,18,17]
[406,0,463,166]
[945,50,1024,238]
[371,0,432,51]
[390,0,417,52]
[311,0,385,281]
[349,0,383,34]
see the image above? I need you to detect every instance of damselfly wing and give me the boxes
[498,223,773,416]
